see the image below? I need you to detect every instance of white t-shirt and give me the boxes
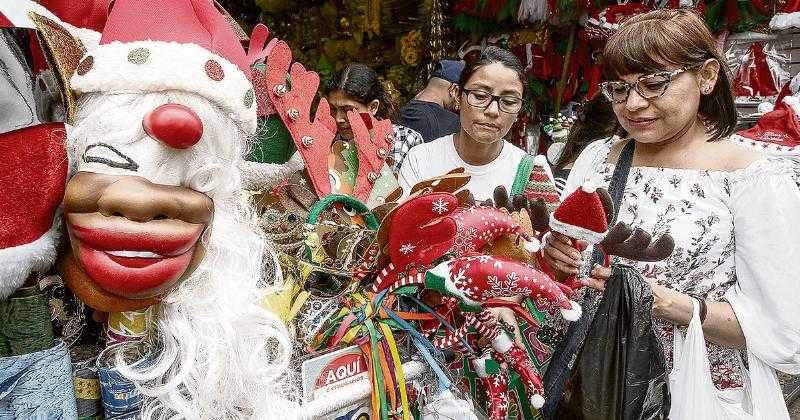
[398,134,527,201]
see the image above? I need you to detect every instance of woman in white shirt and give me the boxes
[399,47,556,202]
[542,9,800,419]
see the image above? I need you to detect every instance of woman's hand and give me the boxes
[486,306,525,347]
[541,232,582,281]
[542,232,613,290]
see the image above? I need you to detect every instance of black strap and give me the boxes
[608,139,635,224]
[542,139,636,418]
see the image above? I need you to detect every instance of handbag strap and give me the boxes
[608,139,635,224]
[542,138,636,418]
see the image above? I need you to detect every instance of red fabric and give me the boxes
[444,254,573,310]
[265,41,336,198]
[388,193,458,273]
[0,12,12,27]
[736,100,800,148]
[98,0,249,76]
[38,0,112,32]
[349,112,392,202]
[782,0,800,13]
[0,123,67,249]
[552,186,608,235]
[448,206,531,256]
[734,43,779,97]
[586,61,603,100]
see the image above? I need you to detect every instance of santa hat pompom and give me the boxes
[580,180,597,193]
[530,394,545,409]
[523,237,541,253]
[559,300,583,321]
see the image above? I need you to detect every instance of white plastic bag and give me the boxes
[668,299,753,420]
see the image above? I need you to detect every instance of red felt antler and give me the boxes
[265,41,337,198]
[347,111,393,202]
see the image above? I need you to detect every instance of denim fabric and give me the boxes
[0,340,78,419]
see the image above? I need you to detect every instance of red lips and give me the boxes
[68,218,204,298]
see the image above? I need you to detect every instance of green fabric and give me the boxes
[340,143,359,187]
[511,154,535,196]
[0,288,54,356]
[306,194,378,229]
[249,115,296,164]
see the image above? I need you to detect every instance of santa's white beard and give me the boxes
[69,92,298,419]
[119,205,298,419]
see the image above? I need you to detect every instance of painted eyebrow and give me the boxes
[83,142,139,171]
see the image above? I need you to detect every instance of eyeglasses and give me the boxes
[462,89,524,114]
[599,65,701,104]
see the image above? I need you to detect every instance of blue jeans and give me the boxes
[0,340,78,419]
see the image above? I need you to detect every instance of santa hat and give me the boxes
[731,96,800,155]
[0,125,67,299]
[549,182,609,244]
[770,0,800,31]
[69,0,257,134]
[0,1,68,299]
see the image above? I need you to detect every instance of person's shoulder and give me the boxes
[711,138,764,171]
[407,134,450,156]
[575,137,616,164]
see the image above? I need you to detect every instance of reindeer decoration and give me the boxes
[366,180,675,419]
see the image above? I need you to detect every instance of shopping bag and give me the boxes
[554,265,670,420]
[668,299,752,420]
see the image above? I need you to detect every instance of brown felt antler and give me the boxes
[595,188,675,261]
[600,223,675,262]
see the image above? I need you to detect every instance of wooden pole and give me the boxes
[554,24,577,113]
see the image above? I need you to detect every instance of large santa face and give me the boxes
[64,91,241,310]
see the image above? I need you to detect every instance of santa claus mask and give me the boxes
[50,0,258,311]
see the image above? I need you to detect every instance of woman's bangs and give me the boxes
[603,23,684,80]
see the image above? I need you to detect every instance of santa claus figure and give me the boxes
[31,0,295,417]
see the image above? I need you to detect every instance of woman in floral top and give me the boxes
[543,9,800,418]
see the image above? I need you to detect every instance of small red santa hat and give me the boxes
[69,0,257,133]
[771,0,800,31]
[732,96,800,155]
[549,182,609,244]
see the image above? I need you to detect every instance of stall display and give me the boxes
[3,1,799,419]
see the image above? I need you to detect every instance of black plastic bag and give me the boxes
[554,265,670,420]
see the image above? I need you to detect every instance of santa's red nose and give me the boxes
[142,104,203,149]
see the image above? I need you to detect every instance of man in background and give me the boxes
[398,59,463,142]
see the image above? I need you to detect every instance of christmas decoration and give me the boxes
[31,0,296,417]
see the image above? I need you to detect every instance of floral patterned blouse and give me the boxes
[564,137,800,390]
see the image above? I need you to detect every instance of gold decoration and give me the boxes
[509,25,550,49]
[28,12,87,125]
[127,48,150,65]
[400,30,423,66]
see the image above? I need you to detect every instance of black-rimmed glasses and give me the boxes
[462,88,524,114]
[599,65,701,104]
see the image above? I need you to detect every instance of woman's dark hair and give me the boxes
[555,94,621,168]
[458,46,527,98]
[603,9,737,141]
[328,63,398,120]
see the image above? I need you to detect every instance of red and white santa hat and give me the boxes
[771,0,800,31]
[549,182,609,244]
[69,0,257,134]
[1,0,68,298]
[731,96,800,155]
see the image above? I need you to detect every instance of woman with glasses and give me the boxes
[542,9,800,418]
[398,47,552,201]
